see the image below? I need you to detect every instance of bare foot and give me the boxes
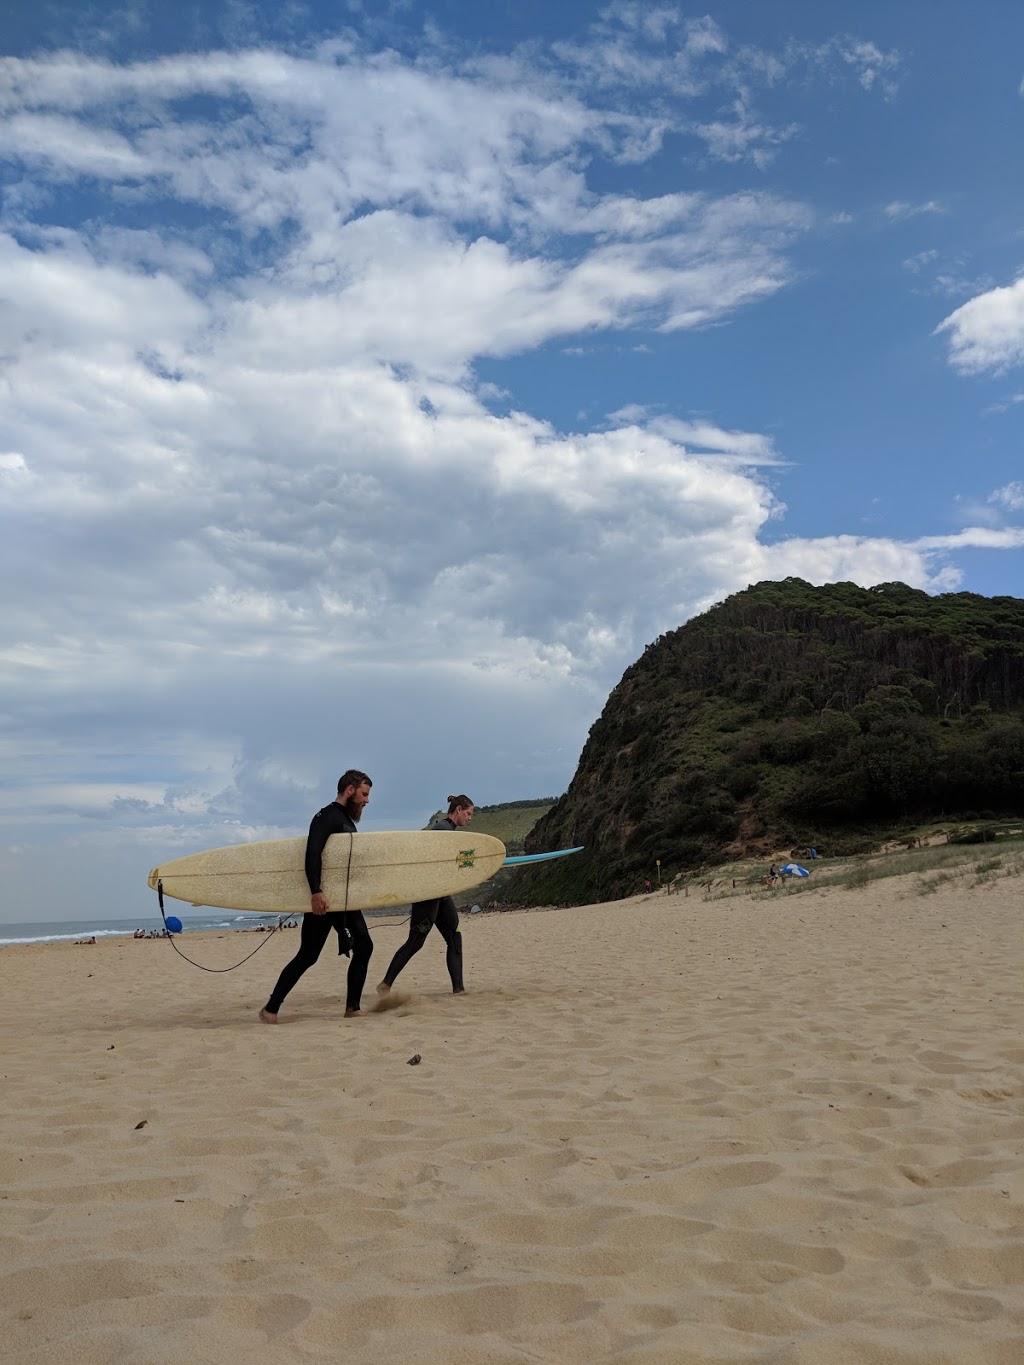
[344,1008,366,1018]
[452,987,466,995]
[258,1007,278,1024]
[376,981,391,996]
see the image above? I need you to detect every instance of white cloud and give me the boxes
[633,417,783,465]
[900,249,994,301]
[903,249,939,273]
[551,7,728,98]
[0,41,983,700]
[910,526,1024,552]
[989,481,1024,513]
[0,452,33,484]
[812,37,902,96]
[937,275,1024,374]
[693,100,800,170]
[543,10,899,165]
[2,112,148,176]
[749,528,1024,599]
[884,200,946,221]
[0,230,207,360]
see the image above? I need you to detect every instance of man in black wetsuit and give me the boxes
[376,794,473,998]
[259,769,374,1023]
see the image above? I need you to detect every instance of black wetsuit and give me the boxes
[381,815,464,993]
[264,801,374,1015]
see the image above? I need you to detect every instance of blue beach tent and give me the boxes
[779,863,810,878]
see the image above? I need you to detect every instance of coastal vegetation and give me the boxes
[503,578,1024,905]
[425,799,554,854]
[681,829,1024,904]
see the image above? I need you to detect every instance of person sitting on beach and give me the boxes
[259,770,374,1024]
[377,795,472,999]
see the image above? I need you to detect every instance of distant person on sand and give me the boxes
[377,795,473,998]
[259,770,374,1024]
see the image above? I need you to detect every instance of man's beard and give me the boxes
[343,799,364,822]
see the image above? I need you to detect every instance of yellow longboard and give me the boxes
[148,830,506,913]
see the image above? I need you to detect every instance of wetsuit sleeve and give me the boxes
[305,810,330,895]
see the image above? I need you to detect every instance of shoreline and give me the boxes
[0,900,576,951]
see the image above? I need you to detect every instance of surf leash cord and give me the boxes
[157,879,288,973]
[343,833,354,913]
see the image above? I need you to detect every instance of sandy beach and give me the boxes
[2,874,1022,1364]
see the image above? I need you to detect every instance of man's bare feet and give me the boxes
[344,1008,366,1017]
[376,981,391,996]
[258,1007,278,1024]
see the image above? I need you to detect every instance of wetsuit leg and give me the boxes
[381,899,436,986]
[433,896,464,992]
[264,912,333,1013]
[344,910,373,1012]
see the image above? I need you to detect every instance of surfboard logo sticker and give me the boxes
[457,848,476,868]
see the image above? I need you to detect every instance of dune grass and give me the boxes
[690,837,1024,904]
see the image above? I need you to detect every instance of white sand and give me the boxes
[2,874,1022,1363]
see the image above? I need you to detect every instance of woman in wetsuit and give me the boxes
[376,795,474,997]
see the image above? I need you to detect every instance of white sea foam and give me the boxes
[0,914,287,947]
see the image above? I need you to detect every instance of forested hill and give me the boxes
[504,579,1024,906]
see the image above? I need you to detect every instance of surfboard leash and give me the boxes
[155,849,415,972]
[337,833,412,923]
[156,878,288,972]
[343,832,354,913]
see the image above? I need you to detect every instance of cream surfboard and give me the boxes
[148,831,507,914]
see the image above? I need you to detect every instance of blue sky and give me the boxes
[2,0,1023,922]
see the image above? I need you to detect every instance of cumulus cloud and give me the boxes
[937,276,1024,374]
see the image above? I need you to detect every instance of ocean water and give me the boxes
[0,912,298,948]
[0,906,414,948]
